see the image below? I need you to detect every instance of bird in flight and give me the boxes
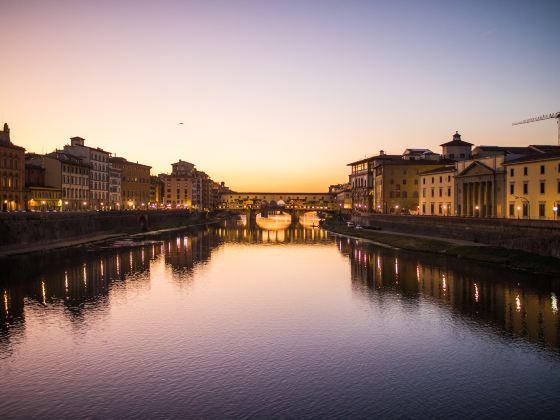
[179,122,184,125]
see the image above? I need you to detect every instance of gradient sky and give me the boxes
[1,0,559,192]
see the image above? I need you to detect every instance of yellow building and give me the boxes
[503,152,560,220]
[109,157,151,209]
[373,160,447,213]
[418,166,455,216]
[27,186,62,211]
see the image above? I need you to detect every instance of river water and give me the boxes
[1,218,560,418]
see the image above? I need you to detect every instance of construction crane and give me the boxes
[512,111,560,145]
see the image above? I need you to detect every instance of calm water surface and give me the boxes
[1,218,560,418]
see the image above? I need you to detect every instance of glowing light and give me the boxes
[41,280,46,304]
[442,274,447,292]
[552,293,558,313]
[515,295,521,312]
[474,283,479,303]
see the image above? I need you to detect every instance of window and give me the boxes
[439,176,442,183]
[431,189,434,197]
[510,183,514,195]
[523,167,528,176]
[523,183,528,194]
[403,179,407,185]
[422,188,426,198]
[447,188,451,197]
[438,204,442,214]
[449,153,455,159]
[523,203,528,218]
[510,168,514,177]
[540,165,545,175]
[540,182,545,194]
[430,203,434,214]
[439,188,442,197]
[448,176,451,182]
[422,178,426,185]
[422,204,426,214]
[431,177,434,184]
[539,203,545,218]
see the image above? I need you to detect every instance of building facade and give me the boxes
[162,160,195,208]
[373,160,447,213]
[109,157,151,209]
[0,123,25,211]
[418,166,456,216]
[64,137,110,209]
[504,152,560,220]
[44,151,90,211]
[108,161,122,210]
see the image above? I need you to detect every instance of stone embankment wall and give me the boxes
[351,214,560,258]
[0,210,208,248]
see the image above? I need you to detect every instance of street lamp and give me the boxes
[554,206,558,220]
[517,205,521,219]
[475,205,479,217]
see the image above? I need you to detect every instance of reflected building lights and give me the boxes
[41,280,46,305]
[474,283,479,303]
[552,293,558,314]
[3,290,8,315]
[516,294,522,312]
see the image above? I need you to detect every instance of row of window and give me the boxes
[63,188,88,199]
[508,202,557,218]
[422,188,452,198]
[509,164,560,177]
[0,177,19,189]
[389,191,419,198]
[422,203,452,214]
[63,165,88,175]
[509,180,560,195]
[63,175,88,186]
[422,175,452,185]
[1,158,20,170]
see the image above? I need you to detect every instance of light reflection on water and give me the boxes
[0,219,559,418]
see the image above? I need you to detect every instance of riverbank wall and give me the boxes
[351,214,560,258]
[0,210,216,249]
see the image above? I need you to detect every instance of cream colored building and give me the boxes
[162,160,195,208]
[503,152,560,220]
[418,166,455,216]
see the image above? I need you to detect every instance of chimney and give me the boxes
[379,150,385,156]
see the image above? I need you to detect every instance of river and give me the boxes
[1,218,559,418]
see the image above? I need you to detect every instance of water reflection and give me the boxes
[1,224,560,352]
[336,236,560,350]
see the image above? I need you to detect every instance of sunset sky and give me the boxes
[1,0,559,192]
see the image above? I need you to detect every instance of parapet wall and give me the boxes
[0,211,206,248]
[351,214,560,258]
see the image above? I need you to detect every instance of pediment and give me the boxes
[457,161,495,177]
